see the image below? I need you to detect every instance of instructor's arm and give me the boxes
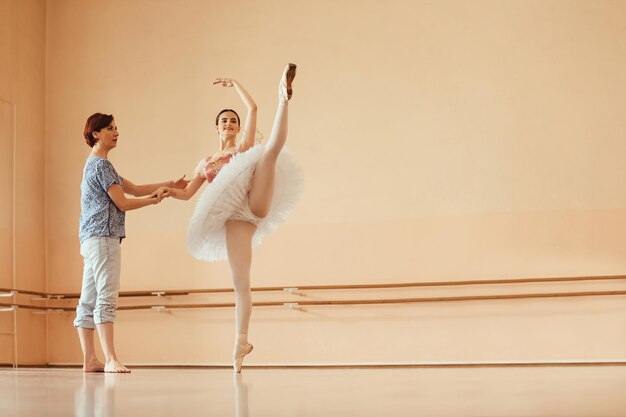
[108,183,162,211]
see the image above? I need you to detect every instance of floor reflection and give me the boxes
[4,367,626,416]
[74,373,116,417]
[233,374,249,417]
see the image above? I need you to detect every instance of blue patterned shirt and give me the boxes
[79,157,125,243]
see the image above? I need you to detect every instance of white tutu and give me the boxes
[187,144,303,262]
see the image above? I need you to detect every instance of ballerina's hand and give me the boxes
[213,78,234,87]
[173,175,190,189]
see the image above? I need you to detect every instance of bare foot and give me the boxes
[104,360,131,373]
[83,360,105,373]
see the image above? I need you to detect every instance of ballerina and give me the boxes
[166,64,302,372]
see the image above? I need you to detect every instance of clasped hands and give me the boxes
[150,175,189,203]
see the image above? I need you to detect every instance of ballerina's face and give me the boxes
[216,111,240,138]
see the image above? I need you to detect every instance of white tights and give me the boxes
[226,98,290,339]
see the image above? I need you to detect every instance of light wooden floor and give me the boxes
[1,366,626,416]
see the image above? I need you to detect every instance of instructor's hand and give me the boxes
[150,187,172,202]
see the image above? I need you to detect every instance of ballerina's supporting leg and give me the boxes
[226,220,256,372]
[248,64,296,218]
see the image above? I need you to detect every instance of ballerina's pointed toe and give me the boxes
[279,63,297,101]
[233,343,254,373]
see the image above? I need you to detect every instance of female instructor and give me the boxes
[74,113,184,373]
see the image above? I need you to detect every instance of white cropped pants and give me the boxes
[73,237,121,328]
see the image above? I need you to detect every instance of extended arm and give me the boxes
[108,183,161,211]
[122,175,188,197]
[166,173,206,201]
[214,78,257,152]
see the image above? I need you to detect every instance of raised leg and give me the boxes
[248,64,296,218]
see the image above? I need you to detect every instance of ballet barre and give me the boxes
[2,274,625,301]
[3,288,626,313]
[0,302,60,311]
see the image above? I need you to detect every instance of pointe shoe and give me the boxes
[279,63,297,101]
[233,342,253,373]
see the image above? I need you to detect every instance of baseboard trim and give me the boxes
[32,359,626,369]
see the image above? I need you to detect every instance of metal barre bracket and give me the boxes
[0,291,16,298]
[151,292,166,296]
[151,305,167,312]
[283,287,300,294]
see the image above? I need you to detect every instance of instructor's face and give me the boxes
[94,121,119,150]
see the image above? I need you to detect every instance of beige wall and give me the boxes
[0,0,47,365]
[4,0,624,365]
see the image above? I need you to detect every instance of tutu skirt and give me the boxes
[187,144,303,262]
